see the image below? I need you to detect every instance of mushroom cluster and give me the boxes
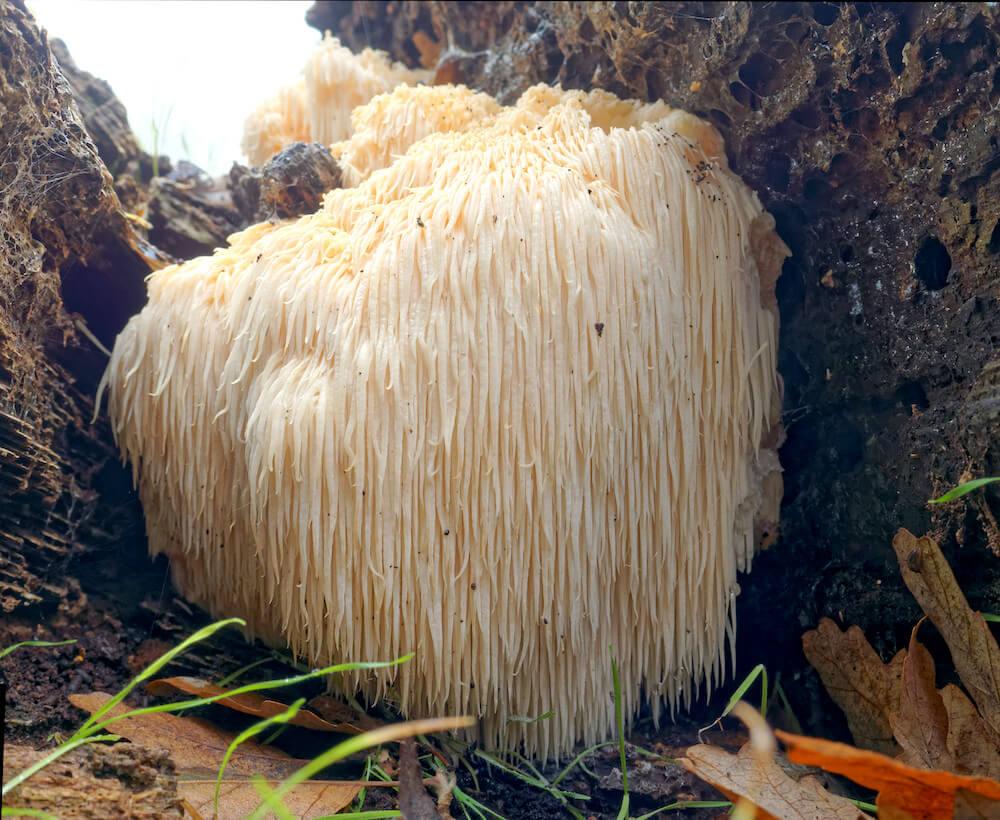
[103,80,785,758]
[241,34,430,166]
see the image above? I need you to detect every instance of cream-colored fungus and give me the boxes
[103,83,785,759]
[241,34,430,166]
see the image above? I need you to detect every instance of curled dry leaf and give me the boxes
[682,703,868,820]
[146,676,372,733]
[71,693,385,819]
[891,625,954,771]
[802,617,904,756]
[179,779,360,820]
[805,531,1000,785]
[892,529,1000,737]
[69,692,304,779]
[682,743,867,819]
[777,730,1000,820]
[940,685,1000,779]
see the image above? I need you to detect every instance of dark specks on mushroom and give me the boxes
[595,322,605,337]
[416,216,424,227]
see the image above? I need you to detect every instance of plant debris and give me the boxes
[778,731,1000,819]
[682,704,866,819]
[178,777,360,819]
[69,692,305,779]
[803,619,904,757]
[792,529,1000,816]
[145,676,374,734]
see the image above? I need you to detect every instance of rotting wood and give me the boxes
[2,743,183,818]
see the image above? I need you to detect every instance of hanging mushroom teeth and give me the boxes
[102,84,786,759]
[241,33,431,167]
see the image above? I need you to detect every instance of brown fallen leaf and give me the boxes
[69,692,304,779]
[778,730,1000,820]
[892,624,954,771]
[953,788,1000,819]
[682,743,867,819]
[941,685,1000,780]
[682,703,867,820]
[802,617,904,756]
[307,693,384,732]
[892,529,1000,738]
[179,778,360,820]
[146,676,369,734]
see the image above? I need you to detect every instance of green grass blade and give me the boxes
[314,812,402,819]
[506,710,554,725]
[983,613,1000,623]
[726,664,767,719]
[1,808,58,819]
[633,800,733,819]
[611,651,629,820]
[251,776,296,819]
[216,656,273,687]
[85,652,414,738]
[510,751,548,785]
[71,617,246,741]
[214,698,305,817]
[0,639,76,663]
[929,476,1000,504]
[453,785,505,820]
[474,751,545,789]
[247,716,474,820]
[551,741,616,787]
[354,753,376,812]
[699,664,768,741]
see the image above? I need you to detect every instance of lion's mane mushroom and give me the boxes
[331,84,501,187]
[242,34,430,166]
[102,84,786,758]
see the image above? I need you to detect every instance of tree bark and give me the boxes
[2,743,183,818]
[0,0,156,613]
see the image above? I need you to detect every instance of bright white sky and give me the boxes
[27,0,319,175]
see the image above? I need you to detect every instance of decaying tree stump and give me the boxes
[2,743,182,818]
[0,0,156,613]
[229,141,343,224]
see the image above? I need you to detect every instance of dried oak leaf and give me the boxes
[892,625,954,771]
[952,788,1000,819]
[178,778,360,820]
[940,685,1000,779]
[777,730,1000,820]
[892,529,1000,737]
[146,676,369,733]
[681,742,868,819]
[69,692,304,779]
[802,617,904,755]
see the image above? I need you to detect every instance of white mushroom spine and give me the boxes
[102,86,784,759]
[242,34,431,166]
